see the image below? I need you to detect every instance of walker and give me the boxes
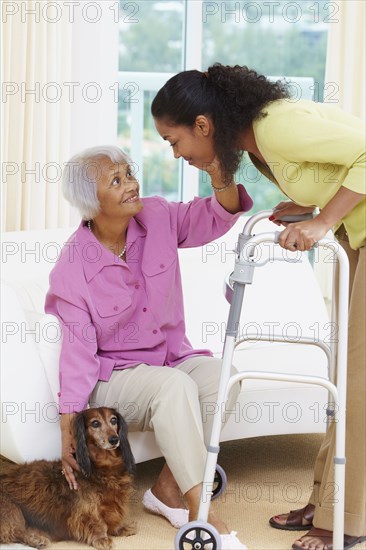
[175,210,349,550]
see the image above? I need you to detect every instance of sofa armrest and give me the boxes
[1,282,61,462]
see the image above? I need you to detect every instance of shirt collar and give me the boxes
[76,217,146,282]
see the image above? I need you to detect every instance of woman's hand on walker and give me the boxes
[269,201,315,226]
[278,217,329,251]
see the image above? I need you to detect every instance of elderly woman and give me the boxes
[45,145,253,549]
[151,63,366,550]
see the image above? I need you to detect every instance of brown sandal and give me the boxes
[292,527,366,550]
[269,503,314,531]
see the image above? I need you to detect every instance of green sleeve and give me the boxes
[257,105,366,195]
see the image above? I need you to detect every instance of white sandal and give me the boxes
[220,531,248,549]
[142,488,189,528]
[184,527,247,549]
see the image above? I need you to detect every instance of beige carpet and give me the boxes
[31,433,365,550]
[2,434,365,550]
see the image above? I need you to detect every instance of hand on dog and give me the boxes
[60,413,80,490]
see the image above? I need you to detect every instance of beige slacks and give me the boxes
[309,234,366,536]
[90,356,239,495]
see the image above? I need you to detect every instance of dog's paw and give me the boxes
[25,530,51,549]
[118,521,137,537]
[92,535,113,550]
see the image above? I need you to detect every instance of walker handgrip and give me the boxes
[275,213,313,223]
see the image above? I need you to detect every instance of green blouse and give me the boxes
[250,99,365,250]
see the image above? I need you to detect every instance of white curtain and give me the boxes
[325,0,365,119]
[1,0,72,231]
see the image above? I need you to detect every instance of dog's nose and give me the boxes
[109,436,119,446]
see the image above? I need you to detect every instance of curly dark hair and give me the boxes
[151,63,290,181]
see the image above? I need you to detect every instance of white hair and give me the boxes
[62,145,132,220]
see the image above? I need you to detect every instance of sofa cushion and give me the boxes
[24,310,62,403]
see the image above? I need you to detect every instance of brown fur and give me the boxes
[0,407,136,549]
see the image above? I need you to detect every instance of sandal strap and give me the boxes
[303,504,315,523]
[287,504,315,527]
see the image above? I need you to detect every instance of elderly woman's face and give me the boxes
[95,156,143,218]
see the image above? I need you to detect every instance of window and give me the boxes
[118,0,188,201]
[118,0,330,210]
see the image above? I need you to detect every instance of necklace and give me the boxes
[87,220,127,260]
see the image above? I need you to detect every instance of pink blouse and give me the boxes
[45,188,252,413]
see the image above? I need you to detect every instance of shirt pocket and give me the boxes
[93,293,134,348]
[142,254,177,298]
[94,292,132,318]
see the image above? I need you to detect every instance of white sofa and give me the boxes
[0,216,329,465]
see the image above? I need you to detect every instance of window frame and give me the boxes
[119,0,203,200]
[118,1,316,201]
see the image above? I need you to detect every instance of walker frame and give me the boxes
[175,210,349,550]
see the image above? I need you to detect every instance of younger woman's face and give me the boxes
[154,116,216,170]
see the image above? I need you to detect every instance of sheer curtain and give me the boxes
[1,0,119,231]
[1,0,72,231]
[2,1,363,232]
[325,0,365,119]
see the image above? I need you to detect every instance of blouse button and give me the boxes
[113,306,119,311]
[160,263,165,269]
[153,329,158,334]
[135,284,140,289]
[143,307,147,312]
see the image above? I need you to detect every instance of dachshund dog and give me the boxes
[0,407,136,549]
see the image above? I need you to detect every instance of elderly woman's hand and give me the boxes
[203,156,234,187]
[60,413,80,490]
[269,201,316,226]
[278,217,329,251]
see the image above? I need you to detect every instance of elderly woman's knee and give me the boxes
[158,368,199,402]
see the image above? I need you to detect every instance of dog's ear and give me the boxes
[74,412,92,478]
[116,411,135,474]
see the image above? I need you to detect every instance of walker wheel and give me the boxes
[175,521,221,550]
[211,464,227,500]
